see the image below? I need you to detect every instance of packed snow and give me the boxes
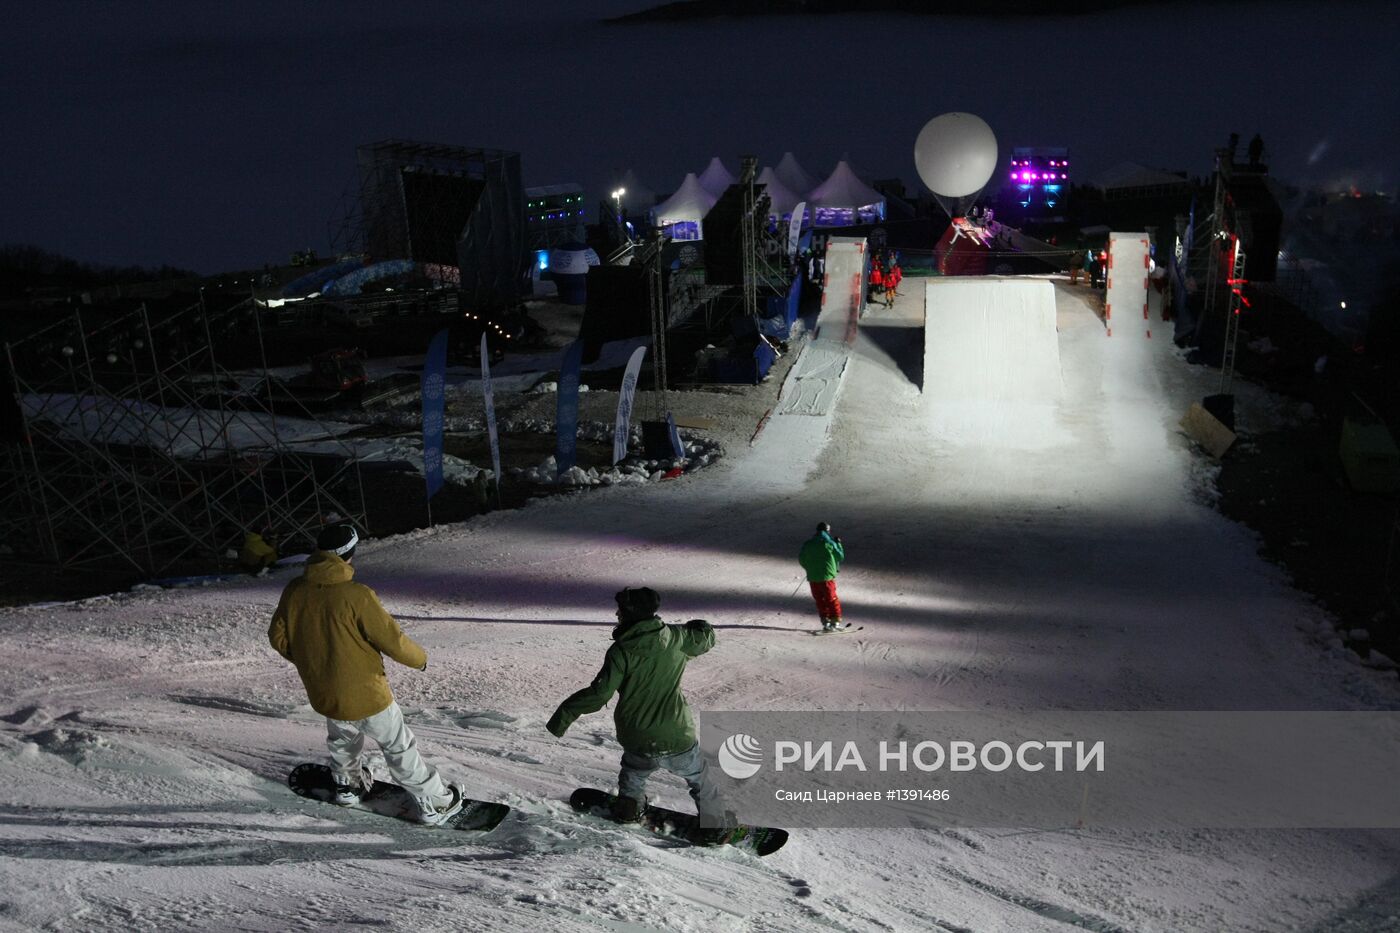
[2,278,1399,932]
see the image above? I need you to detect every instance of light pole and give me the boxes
[611,187,626,231]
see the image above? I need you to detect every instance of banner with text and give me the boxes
[555,339,584,477]
[481,333,502,498]
[696,711,1400,829]
[420,328,449,501]
[612,345,646,464]
[788,201,806,258]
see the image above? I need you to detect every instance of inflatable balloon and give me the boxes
[913,113,999,198]
[548,243,600,306]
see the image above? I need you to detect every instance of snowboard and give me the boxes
[569,787,788,856]
[811,625,863,636]
[288,763,510,832]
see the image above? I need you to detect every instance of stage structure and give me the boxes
[702,156,792,317]
[332,139,526,313]
[0,296,369,582]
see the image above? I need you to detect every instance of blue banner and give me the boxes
[666,411,685,460]
[420,328,449,501]
[555,339,584,477]
[481,333,502,498]
[1172,199,1195,329]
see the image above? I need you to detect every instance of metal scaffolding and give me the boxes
[329,139,526,314]
[1,295,369,581]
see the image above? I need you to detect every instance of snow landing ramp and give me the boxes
[923,277,1065,448]
[775,237,865,416]
[743,238,865,490]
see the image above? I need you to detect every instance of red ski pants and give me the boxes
[809,579,842,622]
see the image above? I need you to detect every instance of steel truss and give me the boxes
[330,139,525,314]
[1,297,368,580]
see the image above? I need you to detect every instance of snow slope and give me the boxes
[2,278,1398,932]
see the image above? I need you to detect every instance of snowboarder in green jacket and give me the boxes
[799,522,846,631]
[546,586,726,826]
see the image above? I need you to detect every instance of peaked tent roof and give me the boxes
[775,152,816,197]
[755,166,802,217]
[617,169,657,211]
[652,173,717,227]
[697,157,736,196]
[808,160,886,210]
[1091,162,1188,192]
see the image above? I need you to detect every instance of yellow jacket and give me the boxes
[268,551,427,720]
[239,532,278,571]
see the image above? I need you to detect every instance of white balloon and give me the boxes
[914,112,999,198]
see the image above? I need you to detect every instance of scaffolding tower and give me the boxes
[330,139,526,314]
[1218,239,1248,395]
[643,228,671,417]
[1,296,369,583]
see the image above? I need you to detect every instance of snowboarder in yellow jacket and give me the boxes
[269,523,464,825]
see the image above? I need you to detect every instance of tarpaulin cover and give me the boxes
[280,259,366,298]
[322,259,417,297]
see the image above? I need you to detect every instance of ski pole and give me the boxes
[790,577,807,598]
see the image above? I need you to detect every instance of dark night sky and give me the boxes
[3,0,1397,273]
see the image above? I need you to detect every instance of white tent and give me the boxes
[697,156,736,196]
[775,152,816,197]
[808,160,886,226]
[651,173,717,240]
[616,169,656,212]
[755,166,802,218]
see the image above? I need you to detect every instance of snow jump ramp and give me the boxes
[923,277,1065,448]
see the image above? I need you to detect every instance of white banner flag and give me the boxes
[612,345,647,464]
[481,333,502,497]
[788,201,806,258]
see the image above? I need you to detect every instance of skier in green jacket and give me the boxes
[547,586,726,827]
[799,521,846,631]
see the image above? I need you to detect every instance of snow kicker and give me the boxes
[923,278,1062,403]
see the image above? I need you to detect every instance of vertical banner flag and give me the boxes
[612,345,647,465]
[665,411,686,461]
[788,201,806,258]
[420,328,449,501]
[481,333,502,498]
[1172,198,1195,326]
[555,339,584,477]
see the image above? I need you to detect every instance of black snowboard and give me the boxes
[289,763,510,832]
[569,787,788,856]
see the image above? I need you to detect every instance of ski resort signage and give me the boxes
[612,345,646,465]
[699,711,1400,829]
[420,328,449,501]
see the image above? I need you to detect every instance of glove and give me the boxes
[685,619,711,632]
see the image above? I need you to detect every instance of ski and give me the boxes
[810,625,863,636]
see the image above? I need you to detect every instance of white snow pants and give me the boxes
[325,700,450,800]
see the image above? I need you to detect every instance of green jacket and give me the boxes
[269,552,427,721]
[799,532,845,582]
[547,616,714,756]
